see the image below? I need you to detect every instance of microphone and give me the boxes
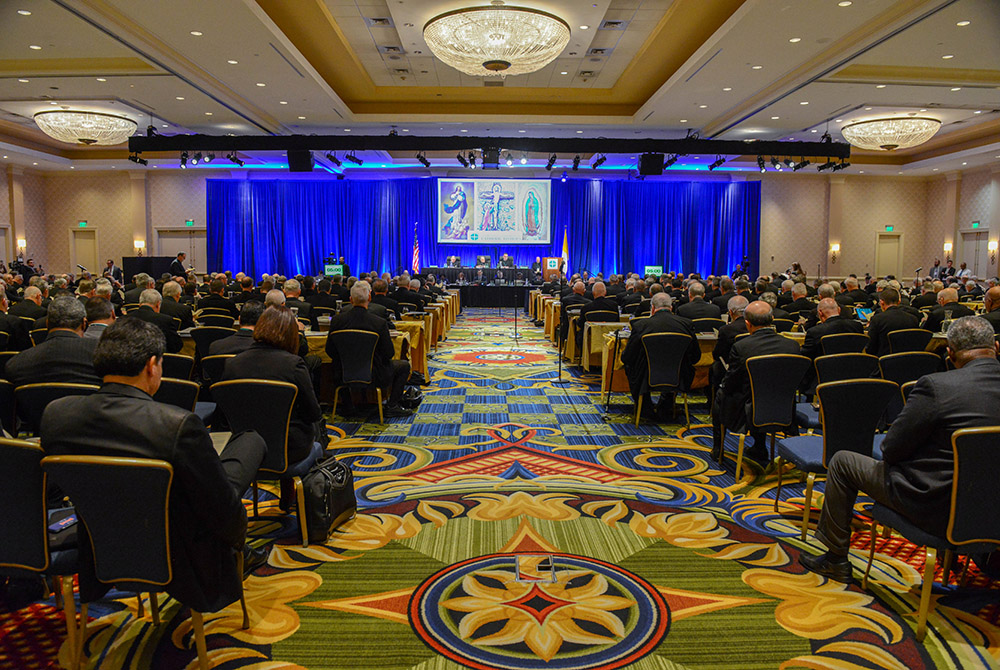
[914,267,923,274]
[77,264,88,272]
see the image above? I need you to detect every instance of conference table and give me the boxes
[423,266,539,284]
[451,283,534,309]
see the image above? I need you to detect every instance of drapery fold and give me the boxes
[207,178,759,278]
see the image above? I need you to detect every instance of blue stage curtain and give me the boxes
[207,178,759,278]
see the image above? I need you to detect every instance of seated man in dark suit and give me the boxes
[621,293,699,419]
[396,279,427,311]
[6,297,100,387]
[160,281,195,330]
[200,278,240,318]
[498,253,515,268]
[676,282,721,320]
[800,298,864,360]
[910,283,938,309]
[283,279,314,329]
[130,289,183,353]
[0,290,30,350]
[9,285,47,321]
[801,316,1000,583]
[784,283,814,318]
[124,274,154,306]
[326,281,410,416]
[425,275,448,297]
[922,287,975,332]
[209,301,264,357]
[559,281,591,342]
[843,276,874,308]
[232,277,258,305]
[329,275,350,302]
[577,282,620,346]
[83,297,115,340]
[865,286,919,357]
[41,318,268,611]
[710,296,750,398]
[371,279,401,319]
[711,277,736,312]
[713,301,801,463]
[982,286,1000,333]
[306,279,341,311]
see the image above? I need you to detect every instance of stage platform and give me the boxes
[450,284,532,309]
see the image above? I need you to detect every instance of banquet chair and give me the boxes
[195,307,234,318]
[861,427,1000,641]
[795,353,878,429]
[198,314,236,328]
[190,326,237,361]
[328,329,385,425]
[0,331,9,350]
[14,383,100,436]
[42,454,250,670]
[635,332,693,429]
[29,328,47,347]
[772,318,796,333]
[691,318,725,334]
[153,378,215,424]
[819,333,868,355]
[887,328,933,354]
[200,354,235,388]
[211,379,321,546]
[161,353,195,380]
[777,379,897,539]
[0,351,18,378]
[0,379,16,435]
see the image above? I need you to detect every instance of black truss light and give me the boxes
[468,151,476,169]
[572,154,581,171]
[128,153,147,166]
[345,152,363,165]
[545,153,557,170]
[792,157,811,171]
[708,155,726,171]
[663,154,679,168]
[456,152,469,167]
[770,156,782,170]
[326,152,342,167]
[180,151,188,169]
[757,156,766,173]
[591,154,606,169]
[416,152,431,168]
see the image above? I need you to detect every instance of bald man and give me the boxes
[559,281,591,341]
[713,301,801,464]
[982,286,1000,334]
[922,287,975,332]
[800,298,864,360]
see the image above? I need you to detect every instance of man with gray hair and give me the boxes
[283,278,314,329]
[326,280,411,416]
[802,316,1000,583]
[125,273,154,305]
[923,287,975,333]
[801,297,863,360]
[130,289,182,352]
[159,280,194,330]
[6,296,100,387]
[621,292,699,421]
[677,280,721,319]
[9,285,47,321]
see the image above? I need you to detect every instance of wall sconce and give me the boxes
[830,243,840,264]
[134,240,145,257]
[943,242,953,261]
[16,238,26,258]
[990,240,998,265]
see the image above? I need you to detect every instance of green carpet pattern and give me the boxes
[4,307,1000,670]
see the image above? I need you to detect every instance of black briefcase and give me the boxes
[301,457,356,543]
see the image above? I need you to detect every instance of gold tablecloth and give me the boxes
[180,330,412,367]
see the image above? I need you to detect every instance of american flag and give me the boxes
[411,221,419,274]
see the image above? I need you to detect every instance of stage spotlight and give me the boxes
[546,154,557,170]
[457,153,469,168]
[226,152,244,167]
[204,153,215,163]
[191,152,202,166]
[520,153,528,165]
[708,155,726,171]
[326,152,342,167]
[592,154,606,169]
[663,154,679,168]
[783,157,796,168]
[345,152,363,165]
[572,155,581,171]
[505,152,513,167]
[817,159,837,172]
[468,151,476,169]
[416,152,431,168]
[560,171,567,182]
[757,156,766,173]
[792,158,811,171]
[145,124,158,137]
[832,160,851,171]
[128,153,148,166]
[180,151,188,169]
[770,157,782,170]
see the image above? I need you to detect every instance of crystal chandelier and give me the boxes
[840,117,941,151]
[423,1,570,77]
[34,110,137,146]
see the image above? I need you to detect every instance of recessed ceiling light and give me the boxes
[402,129,409,132]
[518,129,526,133]
[29,45,41,50]
[942,54,954,59]
[162,124,168,128]
[298,116,306,120]
[96,77,107,82]
[460,129,468,132]
[859,170,864,173]
[864,106,872,110]
[343,128,351,132]
[256,82,266,87]
[227,59,238,65]
[70,166,75,169]
[579,25,589,29]
[838,1,852,6]
[48,101,57,105]
[919,108,927,112]
[933,168,939,171]
[204,112,212,115]
[698,104,708,109]
[771,116,780,120]
[190,30,203,36]
[800,101,809,105]
[962,162,967,165]
[560,71,568,75]
[17,78,28,83]
[17,10,31,15]
[951,87,961,91]
[956,20,970,26]
[876,84,886,89]
[974,110,982,114]
[680,119,688,123]
[811,129,818,133]
[788,37,801,43]
[751,65,762,70]
[835,119,842,122]
[279,101,288,105]
[175,96,185,100]
[722,87,732,91]
[32,162,37,165]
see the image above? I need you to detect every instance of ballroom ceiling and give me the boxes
[0,0,997,176]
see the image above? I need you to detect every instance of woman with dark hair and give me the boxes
[221,306,323,504]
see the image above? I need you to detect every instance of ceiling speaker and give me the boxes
[638,153,664,176]
[287,149,313,172]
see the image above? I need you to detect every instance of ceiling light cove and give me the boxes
[422,1,571,77]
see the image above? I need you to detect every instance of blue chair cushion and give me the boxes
[872,433,887,460]
[194,402,216,424]
[795,402,821,429]
[777,434,825,472]
[284,441,323,479]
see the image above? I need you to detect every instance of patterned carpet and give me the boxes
[3,307,1000,669]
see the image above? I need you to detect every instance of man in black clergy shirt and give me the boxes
[371,279,402,319]
[982,286,1000,333]
[169,252,187,277]
[326,281,410,415]
[40,317,267,612]
[498,253,515,268]
[865,286,920,357]
[200,278,240,318]
[306,279,341,310]
[130,289,183,353]
[676,282,721,320]
[922,287,975,333]
[801,316,1000,583]
[6,297,100,387]
[559,281,591,341]
[621,293,699,419]
[800,298,864,360]
[208,301,264,357]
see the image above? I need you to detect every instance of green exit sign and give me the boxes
[78,221,87,228]
[972,221,980,229]
[885,225,893,232]
[185,219,195,227]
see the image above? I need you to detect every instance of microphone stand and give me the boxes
[552,270,571,386]
[605,328,622,412]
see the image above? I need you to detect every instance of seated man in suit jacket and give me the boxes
[713,301,801,463]
[130,289,183,353]
[577,282,620,347]
[922,287,975,333]
[559,281,591,342]
[199,278,240,319]
[326,281,410,415]
[160,281,195,330]
[283,278,314,329]
[710,296,750,398]
[306,279,341,311]
[9,285,47,321]
[208,301,264,358]
[800,298,864,360]
[865,287,919,357]
[371,279,402,319]
[982,286,1000,334]
[621,293,699,418]
[783,283,815,317]
[41,317,268,612]
[801,316,1000,583]
[0,289,30,350]
[6,296,100,387]
[676,282,722,320]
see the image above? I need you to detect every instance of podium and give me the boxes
[542,257,562,282]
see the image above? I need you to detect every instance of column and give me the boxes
[827,175,845,278]
[128,171,147,257]
[943,171,961,262]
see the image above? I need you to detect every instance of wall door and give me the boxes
[960,231,988,278]
[0,228,9,267]
[71,229,99,274]
[875,233,901,278]
[156,229,207,274]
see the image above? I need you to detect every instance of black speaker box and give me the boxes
[638,153,664,176]
[287,149,314,172]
